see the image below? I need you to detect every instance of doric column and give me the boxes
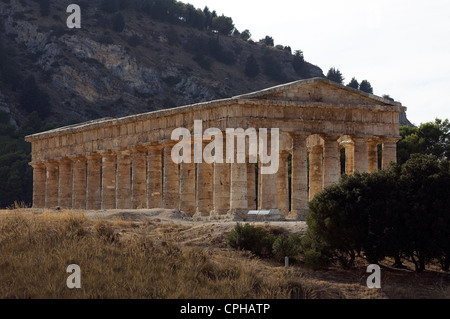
[213,140,230,215]
[196,141,213,216]
[163,142,180,209]
[131,148,147,209]
[258,164,278,209]
[344,143,354,175]
[31,163,46,208]
[72,157,86,210]
[179,142,196,215]
[229,140,248,215]
[86,154,101,210]
[382,138,399,169]
[58,158,72,208]
[116,150,131,209]
[147,145,162,208]
[367,139,379,173]
[101,152,116,210]
[277,152,289,216]
[290,134,308,220]
[247,162,257,210]
[353,137,368,173]
[323,137,340,188]
[45,161,59,208]
[308,145,323,201]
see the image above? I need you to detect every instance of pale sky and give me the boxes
[186,0,450,126]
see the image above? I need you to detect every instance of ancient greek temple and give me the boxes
[25,78,406,220]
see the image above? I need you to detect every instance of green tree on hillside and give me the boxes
[359,80,373,94]
[240,29,251,41]
[212,15,234,35]
[292,50,308,77]
[260,36,274,47]
[347,77,359,89]
[326,67,344,84]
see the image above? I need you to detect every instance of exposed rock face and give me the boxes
[0,0,414,129]
[400,112,415,127]
[0,0,327,126]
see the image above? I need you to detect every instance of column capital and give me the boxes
[322,134,341,141]
[59,157,72,164]
[85,152,102,160]
[70,155,87,162]
[44,160,59,167]
[289,132,310,139]
[381,136,402,143]
[114,149,131,156]
[129,144,148,153]
[30,161,46,168]
[147,143,163,150]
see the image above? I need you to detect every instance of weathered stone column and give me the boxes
[277,152,289,216]
[58,158,72,208]
[344,143,354,175]
[382,138,399,169]
[131,148,147,209]
[367,139,379,173]
[101,152,116,210]
[353,137,368,173]
[72,157,86,210]
[196,141,213,216]
[323,137,340,188]
[213,141,230,215]
[258,165,278,209]
[147,145,162,208]
[116,150,131,209]
[45,161,59,208]
[229,141,248,215]
[86,154,101,210]
[179,142,196,215]
[31,163,46,208]
[290,134,308,220]
[163,142,180,208]
[247,162,256,210]
[308,145,323,201]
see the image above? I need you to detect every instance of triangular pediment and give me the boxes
[233,78,402,107]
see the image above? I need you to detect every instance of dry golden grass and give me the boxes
[0,208,449,299]
[0,209,313,299]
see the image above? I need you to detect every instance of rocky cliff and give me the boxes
[0,0,411,128]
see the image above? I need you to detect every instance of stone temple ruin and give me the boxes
[25,78,406,220]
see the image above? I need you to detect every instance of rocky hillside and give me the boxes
[0,0,325,127]
[0,0,412,129]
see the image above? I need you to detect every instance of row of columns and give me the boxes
[31,134,398,220]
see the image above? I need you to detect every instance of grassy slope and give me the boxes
[0,209,448,299]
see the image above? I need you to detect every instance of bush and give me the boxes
[301,154,450,272]
[272,234,302,261]
[226,223,275,256]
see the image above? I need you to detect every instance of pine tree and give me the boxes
[347,77,359,89]
[326,67,344,84]
[359,80,373,94]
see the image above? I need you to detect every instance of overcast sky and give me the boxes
[186,0,450,126]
